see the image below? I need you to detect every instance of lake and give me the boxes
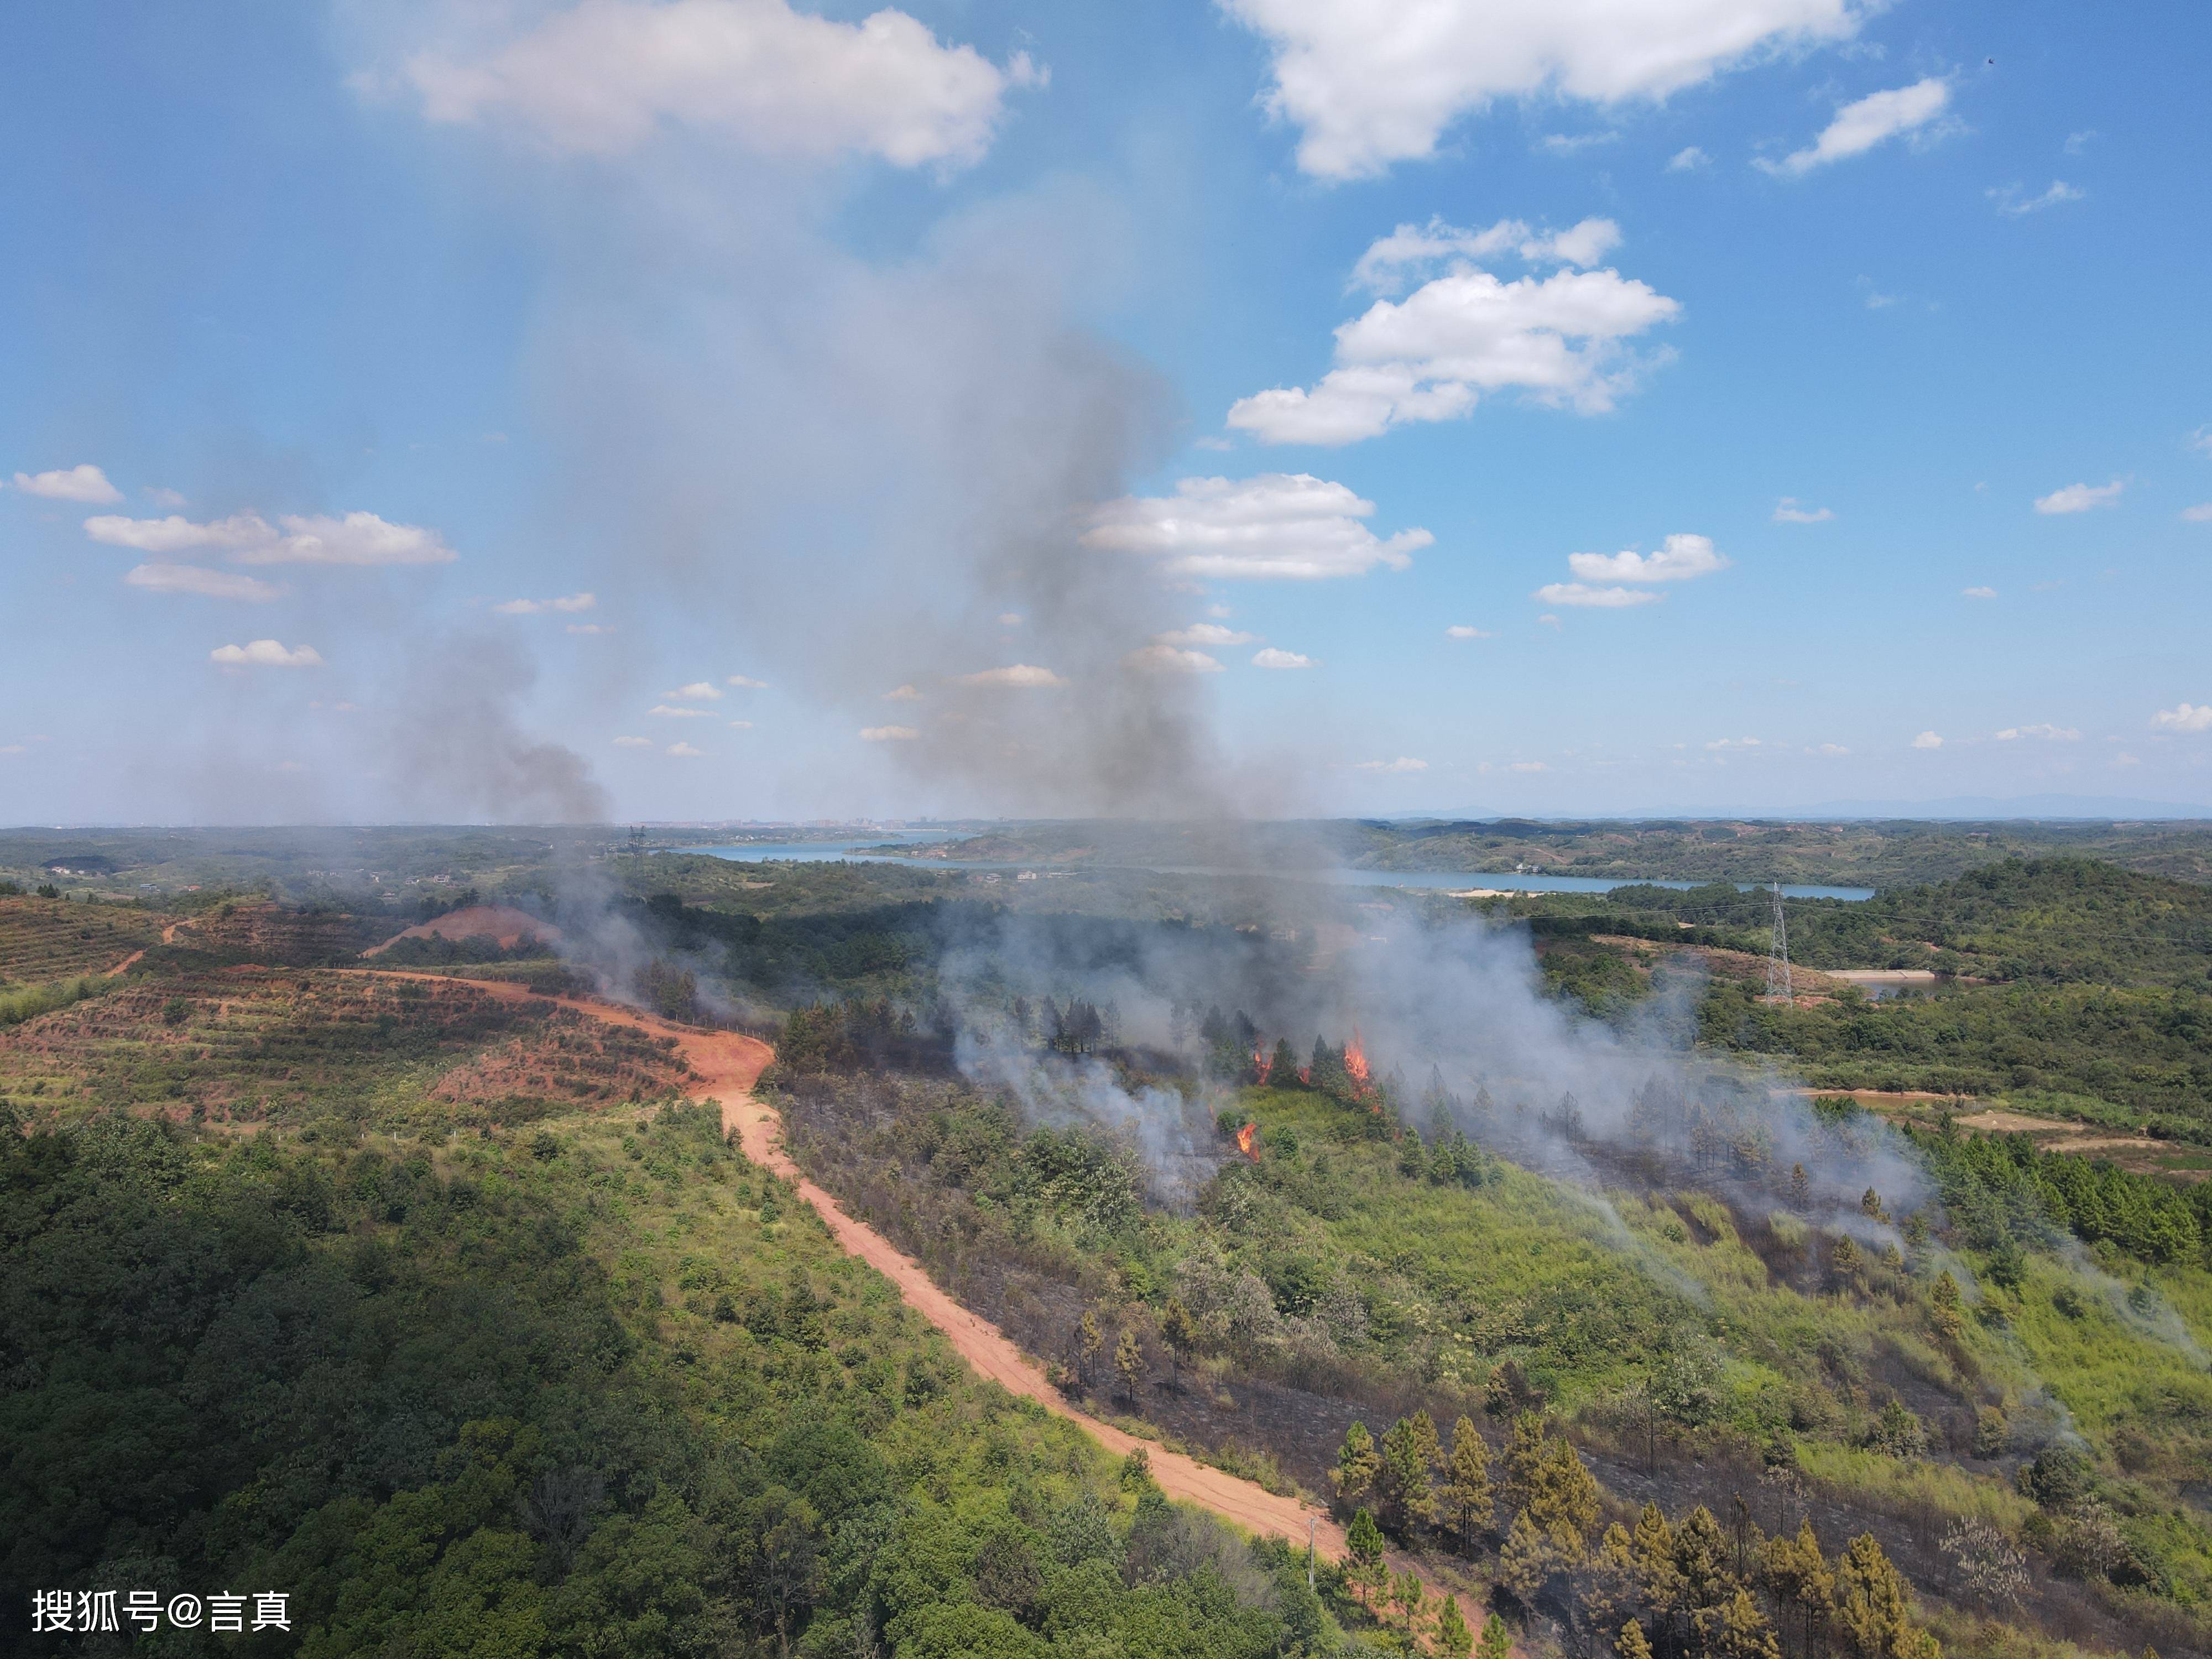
[675,838,1874,902]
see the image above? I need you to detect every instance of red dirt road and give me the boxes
[361,973,1499,1615]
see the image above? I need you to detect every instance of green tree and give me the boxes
[1479,1612,1515,1659]
[1380,1415,1440,1530]
[1759,1517,1834,1659]
[1159,1296,1196,1389]
[1436,1595,1475,1659]
[1334,1421,1381,1508]
[1834,1533,1924,1659]
[1076,1308,1103,1388]
[1270,1036,1301,1086]
[1620,1619,1656,1659]
[1928,1271,1964,1340]
[1442,1416,1495,1552]
[1113,1326,1145,1403]
[1346,1508,1387,1608]
[1715,1587,1783,1659]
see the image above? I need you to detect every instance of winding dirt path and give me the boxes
[363,972,1483,1625]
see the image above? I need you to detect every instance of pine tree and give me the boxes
[1676,1504,1737,1646]
[1346,1508,1387,1608]
[1076,1309,1104,1389]
[1619,1620,1655,1659]
[1114,1326,1145,1403]
[1394,1570,1427,1636]
[1928,1271,1964,1339]
[1270,1036,1300,1087]
[1159,1296,1196,1389]
[1759,1517,1835,1659]
[1501,1412,1552,1515]
[1834,1533,1917,1659]
[1861,1187,1885,1220]
[1334,1421,1381,1507]
[1501,1509,1559,1605]
[1790,1164,1811,1206]
[1632,1504,1685,1650]
[1715,1587,1784,1659]
[1436,1594,1475,1659]
[1580,1524,1641,1644]
[1380,1412,1441,1529]
[1442,1416,1496,1552]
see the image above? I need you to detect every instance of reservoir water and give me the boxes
[677,837,1875,902]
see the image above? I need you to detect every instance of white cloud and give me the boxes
[1123,645,1224,675]
[666,742,705,758]
[2188,427,2212,459]
[1911,731,1943,749]
[727,719,753,729]
[1809,743,1849,755]
[1532,582,1661,608]
[84,508,457,565]
[1354,756,1428,773]
[1538,129,1618,156]
[997,612,1024,627]
[1252,647,1314,669]
[648,704,714,718]
[400,0,1037,170]
[495,591,596,614]
[124,564,281,601]
[885,684,924,701]
[1995,723,2080,742]
[727,674,768,688]
[1509,760,1550,772]
[613,735,654,747]
[1083,473,1432,580]
[1566,532,1727,584]
[2034,479,2124,515]
[2114,752,2140,767]
[2151,702,2212,733]
[144,486,187,508]
[12,464,121,503]
[1772,497,1833,523]
[1349,216,1623,293]
[1446,624,1494,639]
[665,680,723,700]
[1223,0,1863,180]
[1987,180,2085,216]
[2064,129,2098,155]
[1667,145,1710,171]
[1961,585,1997,599]
[567,622,612,634]
[1705,737,1761,750]
[2179,504,2212,524]
[952,664,1067,688]
[211,639,322,669]
[1156,623,1258,647]
[1229,256,1679,444]
[860,724,919,741]
[1759,77,1952,177]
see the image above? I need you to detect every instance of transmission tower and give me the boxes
[1765,882,1792,1001]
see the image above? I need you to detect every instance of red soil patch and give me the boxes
[363,904,565,957]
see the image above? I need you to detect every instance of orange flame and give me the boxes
[1236,1121,1260,1160]
[1253,1043,1271,1085]
[1345,1027,1371,1087]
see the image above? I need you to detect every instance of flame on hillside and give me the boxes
[1345,1027,1370,1087]
[1252,1042,1271,1085]
[1236,1120,1260,1160]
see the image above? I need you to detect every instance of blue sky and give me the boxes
[3,0,2209,823]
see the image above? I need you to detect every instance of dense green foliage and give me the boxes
[1,1104,1338,1657]
[1904,1124,2212,1266]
